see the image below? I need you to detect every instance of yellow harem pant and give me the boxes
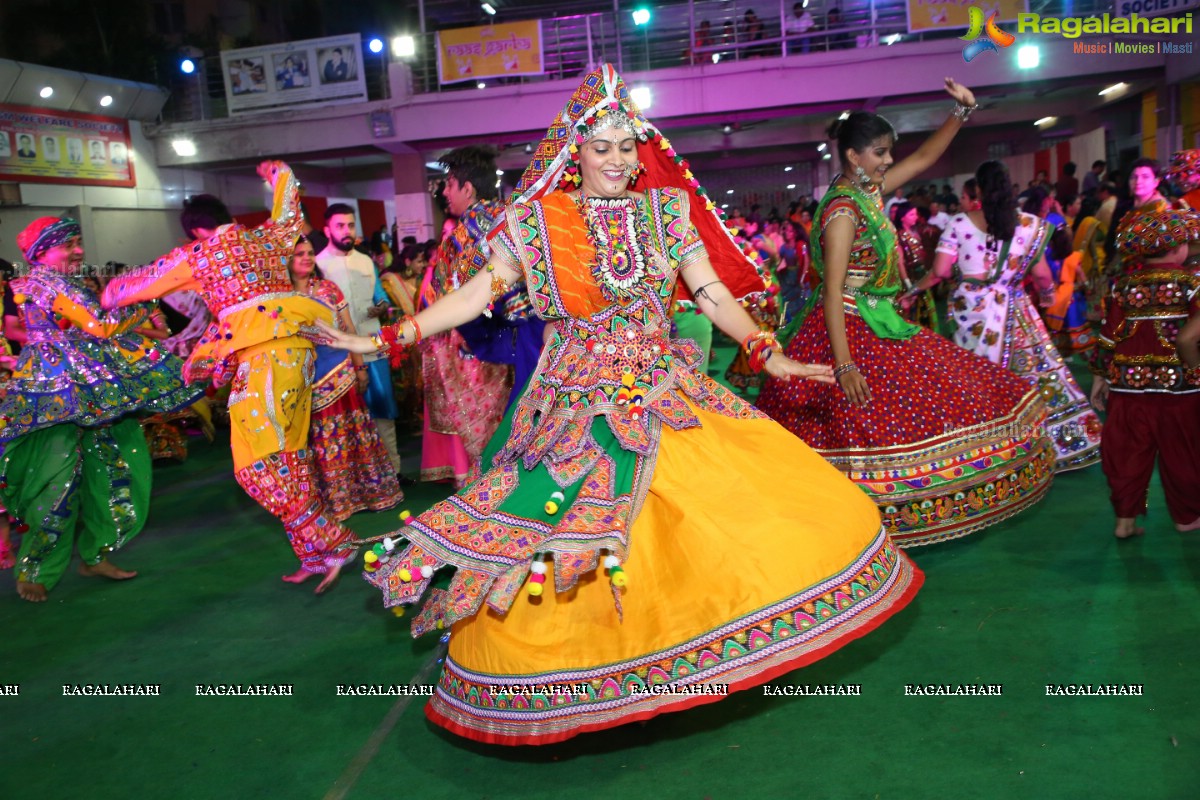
[227,338,353,573]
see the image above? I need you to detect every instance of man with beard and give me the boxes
[315,204,404,478]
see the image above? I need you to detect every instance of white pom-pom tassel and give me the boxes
[383,537,395,552]
[530,560,548,575]
[603,555,620,570]
[420,565,434,579]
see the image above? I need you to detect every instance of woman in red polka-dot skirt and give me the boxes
[758,97,1056,548]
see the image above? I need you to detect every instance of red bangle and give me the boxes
[405,315,423,344]
[378,325,401,351]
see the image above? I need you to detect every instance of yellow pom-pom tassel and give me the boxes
[399,510,412,522]
[398,568,412,582]
[544,500,559,515]
[391,606,406,617]
[527,580,544,597]
[610,566,627,587]
[363,551,378,565]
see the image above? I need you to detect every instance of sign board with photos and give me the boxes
[0,104,135,187]
[220,33,368,115]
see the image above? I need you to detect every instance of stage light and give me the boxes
[630,86,652,109]
[632,8,651,25]
[496,168,504,176]
[817,142,827,152]
[99,95,113,107]
[172,138,197,157]
[180,59,196,74]
[884,34,902,45]
[482,2,497,15]
[392,36,416,58]
[1099,82,1127,96]
[368,38,384,54]
[722,124,733,135]
[477,81,487,89]
[39,86,54,98]
[822,153,832,160]
[1017,45,1040,69]
[787,184,796,190]
[712,53,720,64]
[1034,116,1057,128]
[725,189,735,195]
[838,111,849,120]
[524,143,533,154]
[784,166,793,172]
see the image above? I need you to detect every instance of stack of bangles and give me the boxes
[741,331,783,373]
[834,362,858,379]
[372,315,422,356]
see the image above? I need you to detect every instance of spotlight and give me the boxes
[721,203,730,209]
[180,58,196,74]
[392,36,416,58]
[632,8,651,25]
[630,86,652,109]
[784,166,793,172]
[477,81,487,89]
[817,143,827,152]
[1034,116,1057,128]
[368,38,384,54]
[1098,82,1127,96]
[39,86,53,98]
[722,124,733,135]
[496,168,504,176]
[725,189,735,195]
[100,95,113,107]
[822,153,832,160]
[482,2,497,14]
[524,143,533,154]
[884,34,901,45]
[786,184,796,190]
[1017,44,1040,69]
[838,111,850,120]
[712,53,721,64]
[172,138,197,157]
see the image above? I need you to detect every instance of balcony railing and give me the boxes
[158,0,1119,122]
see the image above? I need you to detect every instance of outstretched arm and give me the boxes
[101,246,200,307]
[681,256,833,383]
[883,79,976,191]
[312,253,522,354]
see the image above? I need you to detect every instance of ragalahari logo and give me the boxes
[961,6,1016,62]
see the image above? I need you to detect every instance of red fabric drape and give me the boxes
[358,199,388,242]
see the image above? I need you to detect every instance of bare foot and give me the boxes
[79,559,138,580]
[282,567,317,585]
[1114,518,1145,540]
[314,562,343,594]
[1175,517,1200,533]
[17,581,47,602]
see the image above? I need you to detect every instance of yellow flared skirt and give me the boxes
[429,402,923,744]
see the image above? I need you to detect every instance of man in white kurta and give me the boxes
[315,203,402,473]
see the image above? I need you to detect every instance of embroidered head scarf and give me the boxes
[1116,207,1198,256]
[17,216,81,264]
[1166,149,1200,193]
[510,63,768,302]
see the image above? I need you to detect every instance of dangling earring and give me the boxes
[854,164,871,186]
[626,160,645,186]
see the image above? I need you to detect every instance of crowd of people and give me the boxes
[1,63,1197,748]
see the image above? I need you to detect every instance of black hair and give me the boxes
[1048,227,1073,262]
[827,111,897,167]
[1021,186,1048,216]
[1063,161,1077,176]
[1098,181,1117,197]
[324,202,355,223]
[440,145,500,202]
[890,201,914,228]
[975,160,1017,244]
[181,194,232,238]
[1092,159,1106,170]
[962,178,979,202]
[1073,195,1102,233]
[1129,157,1163,180]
